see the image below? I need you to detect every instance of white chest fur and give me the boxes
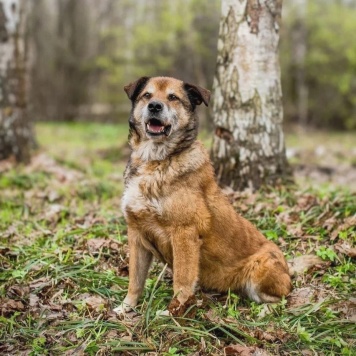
[121,174,163,218]
[121,142,208,219]
[121,177,143,217]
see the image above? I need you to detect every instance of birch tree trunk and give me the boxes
[211,0,290,191]
[0,0,32,162]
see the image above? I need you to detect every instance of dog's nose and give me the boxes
[148,101,163,113]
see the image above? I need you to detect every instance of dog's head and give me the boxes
[124,76,210,160]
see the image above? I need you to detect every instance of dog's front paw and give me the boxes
[113,302,133,315]
[113,295,137,316]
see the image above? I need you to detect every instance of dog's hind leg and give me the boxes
[114,228,153,314]
[240,244,292,303]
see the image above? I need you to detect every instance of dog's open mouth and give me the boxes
[146,118,172,136]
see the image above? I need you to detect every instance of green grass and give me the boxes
[0,123,355,355]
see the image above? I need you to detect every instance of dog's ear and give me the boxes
[124,77,151,101]
[184,83,211,107]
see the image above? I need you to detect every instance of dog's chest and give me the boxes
[121,171,165,219]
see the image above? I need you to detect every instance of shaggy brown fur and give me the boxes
[114,76,291,315]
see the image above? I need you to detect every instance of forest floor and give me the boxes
[0,123,355,355]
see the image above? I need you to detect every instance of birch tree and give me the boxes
[0,0,32,162]
[211,0,290,190]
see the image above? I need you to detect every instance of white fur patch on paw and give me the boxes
[113,303,133,315]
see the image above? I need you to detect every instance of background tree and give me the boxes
[281,0,356,129]
[290,0,308,127]
[0,0,33,162]
[21,0,355,129]
[211,0,290,191]
[95,0,220,125]
[28,0,95,121]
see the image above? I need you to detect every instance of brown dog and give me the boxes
[114,76,291,315]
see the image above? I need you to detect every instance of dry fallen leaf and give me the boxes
[296,194,317,210]
[334,241,356,258]
[7,285,30,298]
[286,224,304,237]
[87,238,108,252]
[27,153,83,183]
[86,238,122,254]
[30,277,52,290]
[287,287,315,308]
[288,255,324,276]
[0,299,25,315]
[45,312,64,320]
[224,345,269,356]
[323,217,337,231]
[29,294,40,307]
[105,329,120,340]
[84,295,107,312]
[44,204,66,220]
[332,298,356,322]
[1,224,18,238]
[48,303,63,311]
[205,308,222,324]
[331,216,356,240]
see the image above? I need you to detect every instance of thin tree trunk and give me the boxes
[291,0,308,127]
[211,0,291,191]
[55,0,91,121]
[0,0,32,162]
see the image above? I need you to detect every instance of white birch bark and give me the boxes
[0,0,32,162]
[211,0,291,190]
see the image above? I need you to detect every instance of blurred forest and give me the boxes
[28,0,356,129]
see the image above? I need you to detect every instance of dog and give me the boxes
[114,76,292,316]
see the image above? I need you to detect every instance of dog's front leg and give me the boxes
[114,227,153,314]
[170,226,200,315]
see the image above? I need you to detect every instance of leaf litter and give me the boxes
[0,126,355,355]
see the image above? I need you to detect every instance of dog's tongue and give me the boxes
[149,123,164,133]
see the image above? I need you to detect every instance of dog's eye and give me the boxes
[168,94,178,101]
[143,92,151,99]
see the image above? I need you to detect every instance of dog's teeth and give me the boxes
[146,121,167,134]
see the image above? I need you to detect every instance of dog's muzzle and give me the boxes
[145,118,172,137]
